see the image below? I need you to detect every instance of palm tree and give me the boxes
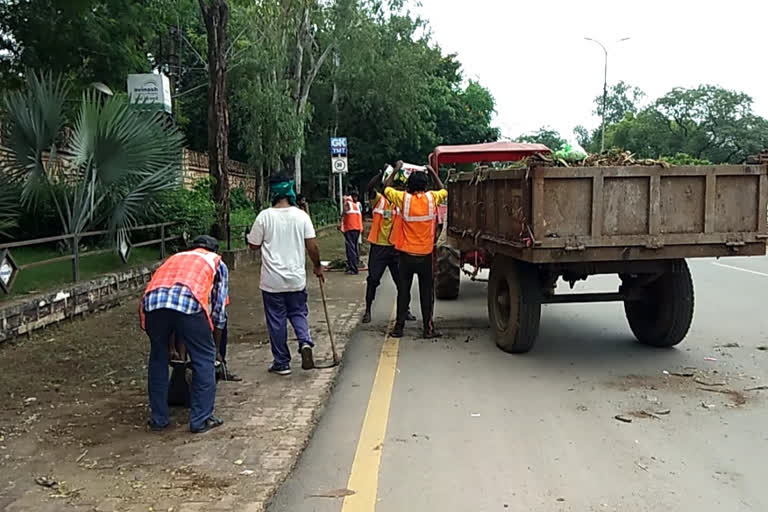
[0,175,20,237]
[2,72,185,248]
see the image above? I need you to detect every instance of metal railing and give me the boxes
[0,222,177,294]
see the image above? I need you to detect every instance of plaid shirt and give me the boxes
[143,261,229,329]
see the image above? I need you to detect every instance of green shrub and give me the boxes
[151,179,216,242]
[310,199,339,228]
[230,207,257,236]
[230,187,253,211]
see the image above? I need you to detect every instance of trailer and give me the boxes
[431,142,768,353]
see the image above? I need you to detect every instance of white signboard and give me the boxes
[127,73,172,113]
[332,156,348,174]
[0,259,12,286]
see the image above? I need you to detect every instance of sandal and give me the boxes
[191,416,224,434]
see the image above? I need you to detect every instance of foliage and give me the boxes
[0,175,20,237]
[660,153,713,166]
[2,72,185,247]
[0,0,169,91]
[229,187,252,211]
[309,199,339,228]
[517,127,567,151]
[151,178,216,240]
[594,81,646,125]
[578,82,768,163]
[1,0,502,209]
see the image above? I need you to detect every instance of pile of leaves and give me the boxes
[531,149,670,168]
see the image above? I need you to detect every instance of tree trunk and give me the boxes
[199,0,230,240]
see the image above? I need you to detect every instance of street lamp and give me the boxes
[584,36,631,153]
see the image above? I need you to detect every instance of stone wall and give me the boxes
[0,264,160,344]
[182,149,257,200]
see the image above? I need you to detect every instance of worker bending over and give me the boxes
[248,175,324,375]
[363,163,415,324]
[140,235,228,434]
[384,165,447,338]
[340,190,363,275]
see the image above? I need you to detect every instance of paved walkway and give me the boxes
[0,265,366,512]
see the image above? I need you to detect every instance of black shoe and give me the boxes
[423,327,443,339]
[406,312,416,322]
[300,345,315,370]
[268,363,292,376]
[147,420,169,432]
[390,324,404,338]
[190,416,224,434]
[362,310,372,324]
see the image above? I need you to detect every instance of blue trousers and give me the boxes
[263,289,314,367]
[344,230,360,274]
[146,309,216,431]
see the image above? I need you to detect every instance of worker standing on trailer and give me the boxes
[140,235,228,434]
[340,190,363,275]
[362,163,415,324]
[384,164,447,338]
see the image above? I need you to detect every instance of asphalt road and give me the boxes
[269,256,768,512]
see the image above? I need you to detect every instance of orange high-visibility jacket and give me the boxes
[139,248,222,330]
[394,192,437,255]
[342,197,363,232]
[367,194,399,245]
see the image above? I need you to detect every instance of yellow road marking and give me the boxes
[341,304,399,511]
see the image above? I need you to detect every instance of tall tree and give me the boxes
[0,0,164,90]
[517,127,566,151]
[594,81,645,125]
[198,0,230,238]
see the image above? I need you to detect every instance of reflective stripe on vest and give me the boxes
[402,192,436,222]
[342,199,363,232]
[368,195,399,245]
[395,192,437,255]
[139,248,221,331]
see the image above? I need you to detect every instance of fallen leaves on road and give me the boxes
[614,415,633,423]
[309,488,356,498]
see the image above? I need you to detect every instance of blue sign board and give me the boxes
[330,137,348,155]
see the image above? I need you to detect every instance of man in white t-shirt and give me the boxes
[247,175,324,375]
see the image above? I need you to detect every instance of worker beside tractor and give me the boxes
[383,163,447,339]
[363,161,415,325]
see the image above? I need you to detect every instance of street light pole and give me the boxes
[585,37,630,153]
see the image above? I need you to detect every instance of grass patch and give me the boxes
[3,245,162,301]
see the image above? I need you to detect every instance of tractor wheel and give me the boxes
[624,259,694,348]
[435,246,461,300]
[488,257,541,354]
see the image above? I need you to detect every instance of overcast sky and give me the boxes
[416,0,768,142]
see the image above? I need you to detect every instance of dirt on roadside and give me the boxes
[0,256,364,511]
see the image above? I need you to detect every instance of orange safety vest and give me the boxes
[139,248,222,331]
[342,197,363,232]
[367,194,399,245]
[395,192,437,256]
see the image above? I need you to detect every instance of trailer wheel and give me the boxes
[435,246,461,300]
[488,257,541,353]
[624,259,694,348]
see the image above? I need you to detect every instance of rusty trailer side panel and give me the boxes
[447,164,768,263]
